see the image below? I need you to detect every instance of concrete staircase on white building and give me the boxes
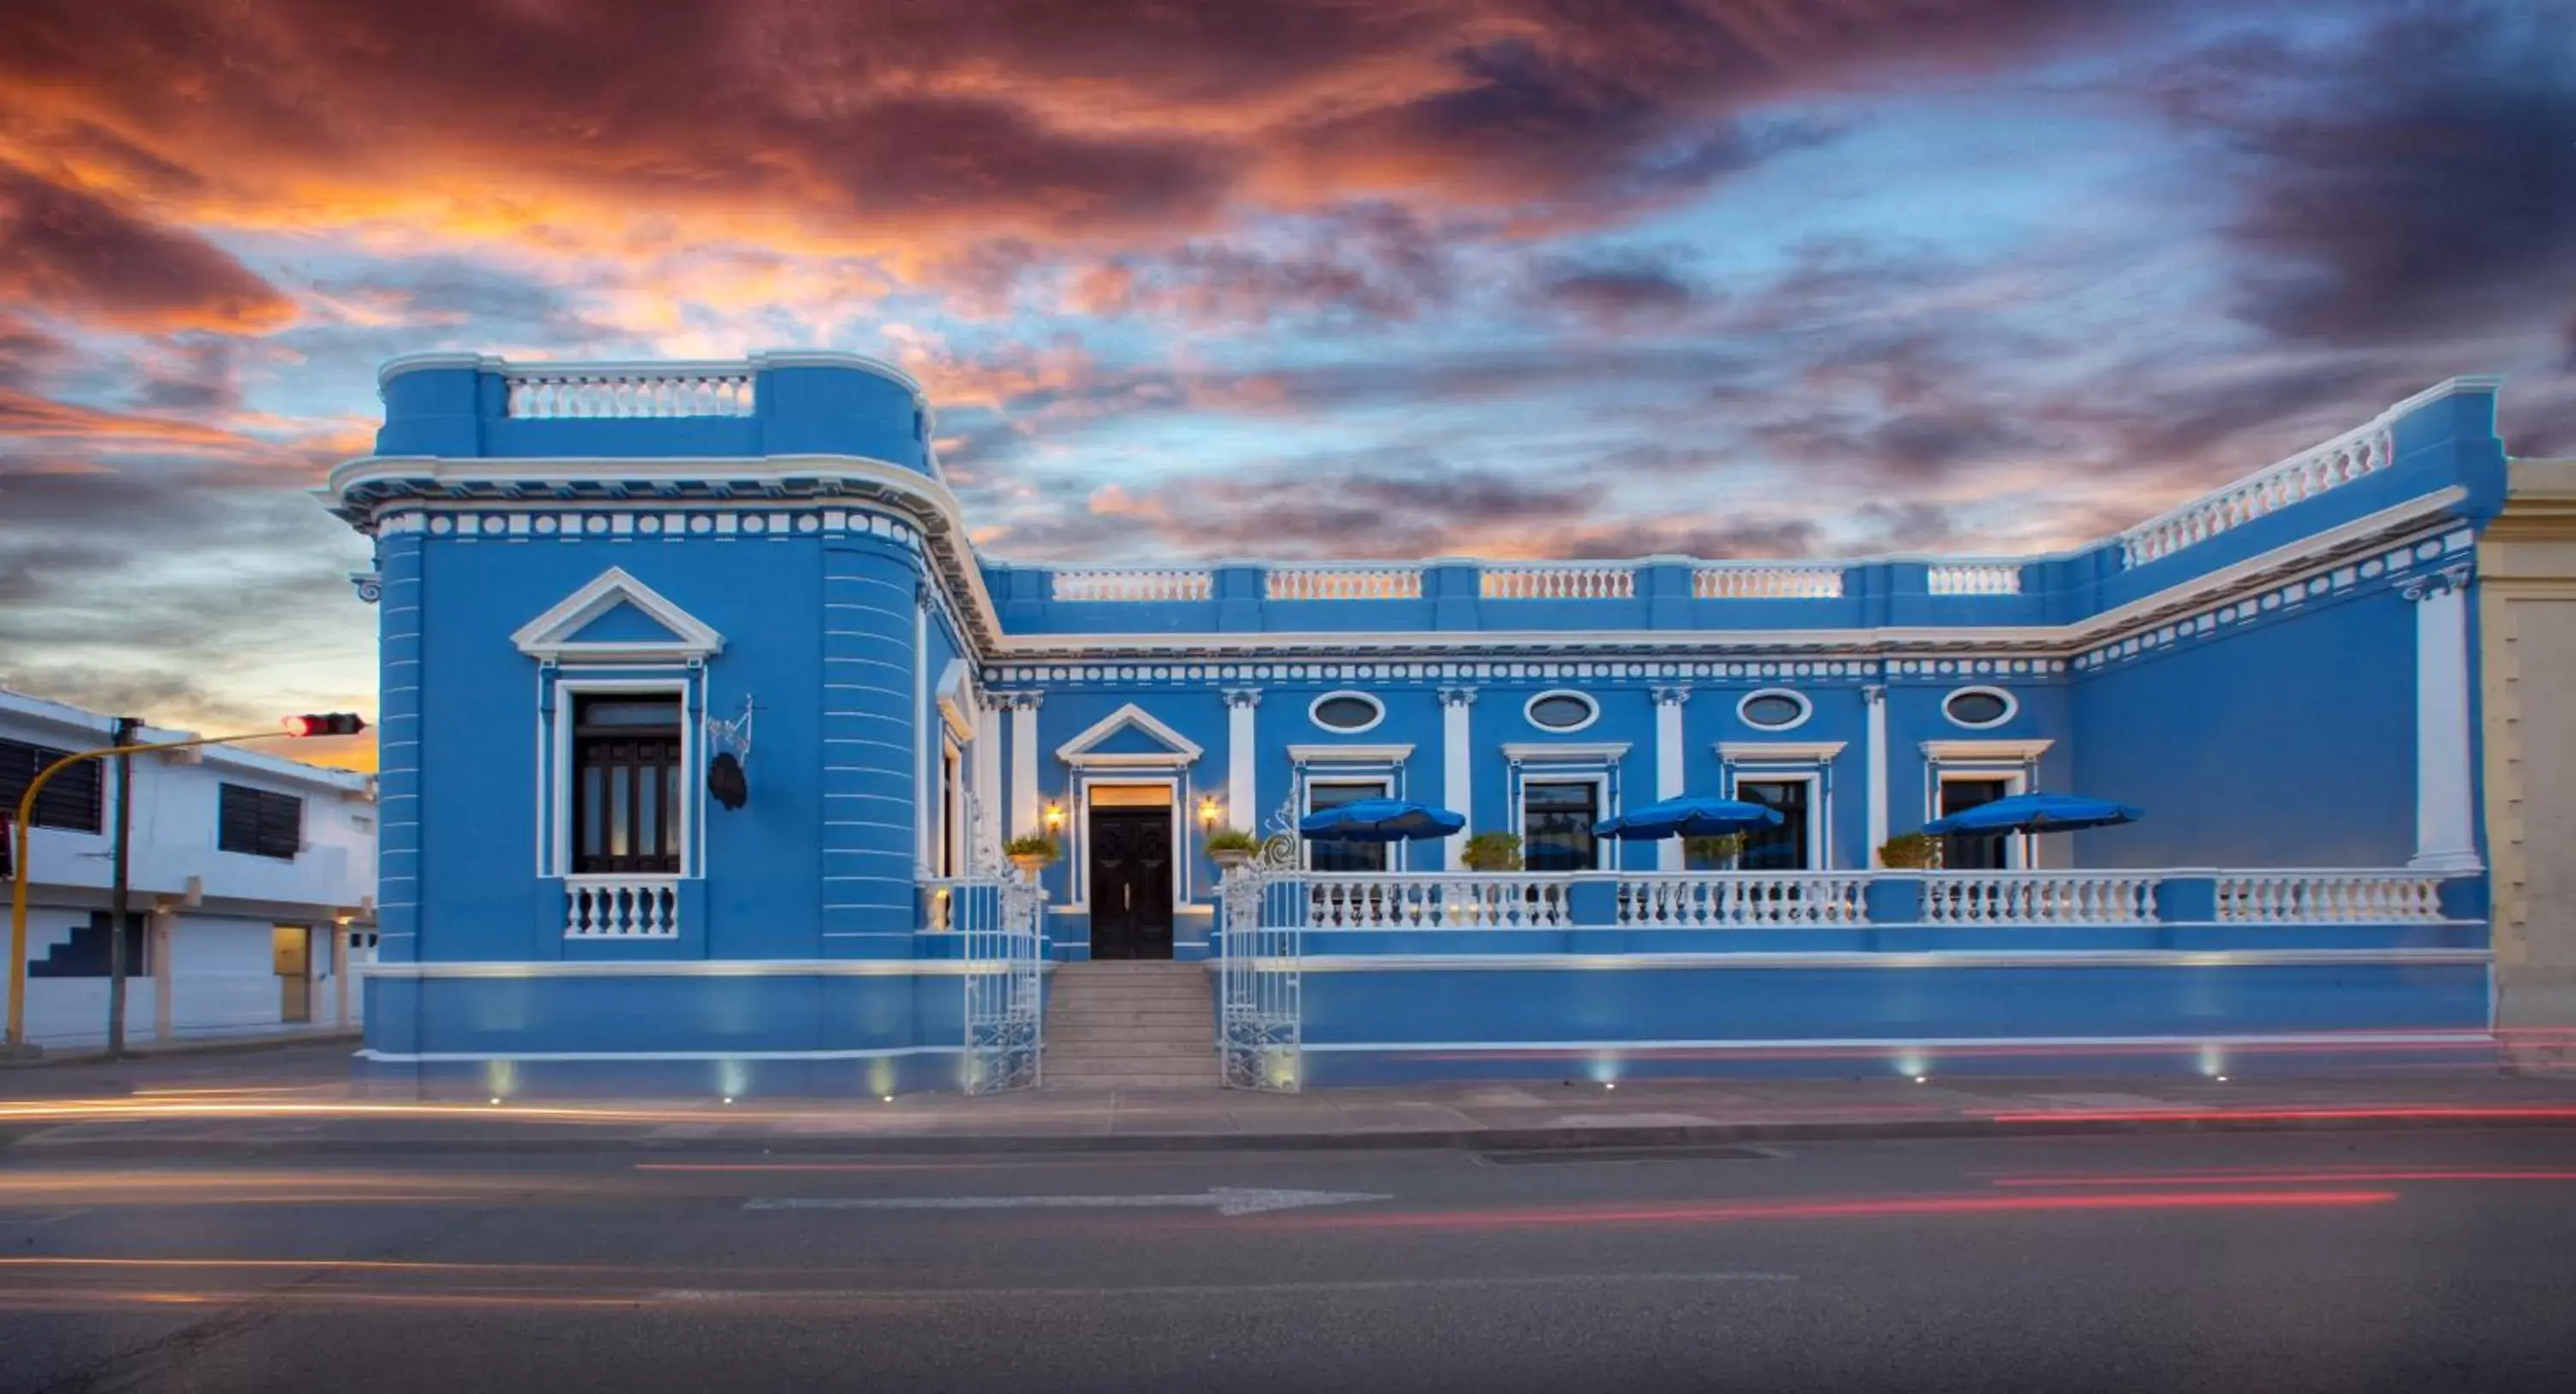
[1044,961,1216,1089]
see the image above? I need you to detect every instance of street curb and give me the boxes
[9,1106,2576,1159]
[0,1030,359,1070]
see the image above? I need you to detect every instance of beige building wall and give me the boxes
[2480,458,2576,1071]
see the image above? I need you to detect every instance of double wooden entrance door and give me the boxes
[1088,809,1175,960]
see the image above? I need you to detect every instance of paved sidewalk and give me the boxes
[5,1044,2576,1157]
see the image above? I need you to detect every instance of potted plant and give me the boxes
[1005,834,1060,877]
[1682,833,1745,869]
[1460,831,1522,872]
[1204,827,1261,870]
[1878,831,1941,870]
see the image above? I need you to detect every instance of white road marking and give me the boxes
[742,1186,1393,1216]
[650,1272,1797,1301]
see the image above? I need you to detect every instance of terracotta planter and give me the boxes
[1007,852,1052,878]
[1209,848,1254,871]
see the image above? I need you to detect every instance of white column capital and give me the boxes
[1649,683,1692,707]
[2401,564,2475,602]
[1437,686,1479,707]
[1221,687,1262,710]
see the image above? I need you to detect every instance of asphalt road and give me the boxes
[4,1129,2574,1393]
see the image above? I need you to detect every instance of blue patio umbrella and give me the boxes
[1297,797,1467,843]
[1922,791,2143,836]
[1593,796,1785,839]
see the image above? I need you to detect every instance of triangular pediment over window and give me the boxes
[513,567,724,664]
[1055,702,1202,768]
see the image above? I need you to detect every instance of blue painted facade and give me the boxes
[325,353,2511,1094]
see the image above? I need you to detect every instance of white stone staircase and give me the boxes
[1043,961,1215,1089]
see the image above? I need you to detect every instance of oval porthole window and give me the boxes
[1309,691,1385,733]
[1524,690,1600,732]
[1942,687,2014,729]
[1737,689,1811,730]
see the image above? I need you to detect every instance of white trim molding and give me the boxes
[1718,741,1849,764]
[1503,741,1632,763]
[1308,689,1388,734]
[1055,701,1204,768]
[511,566,724,665]
[1940,685,2018,730]
[1288,742,1416,764]
[934,658,976,742]
[1919,738,2052,763]
[1523,688,1601,733]
[1736,688,1814,731]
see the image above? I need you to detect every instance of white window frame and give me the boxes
[939,735,963,880]
[1307,690,1387,735]
[1723,768,1826,871]
[1522,689,1601,733]
[1736,688,1814,732]
[1715,740,1844,871]
[544,673,698,882]
[1069,773,1189,912]
[1941,685,2019,730]
[1931,767,2031,870]
[1301,773,1395,872]
[1514,771,1611,872]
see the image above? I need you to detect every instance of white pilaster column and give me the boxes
[1652,685,1689,870]
[974,694,1003,861]
[1009,694,1042,839]
[1224,689,1261,834]
[1863,684,1889,866]
[914,591,933,871]
[1439,688,1476,869]
[2406,566,2482,870]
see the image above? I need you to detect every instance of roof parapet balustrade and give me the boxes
[1050,567,1215,603]
[1482,563,1636,599]
[501,364,756,419]
[1266,565,1425,601]
[1692,563,1845,599]
[371,349,933,472]
[1925,562,2024,596]
[2118,417,2397,568]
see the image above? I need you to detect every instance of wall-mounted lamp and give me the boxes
[1197,796,1222,829]
[1042,801,1066,832]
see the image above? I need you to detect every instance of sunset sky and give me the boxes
[0,0,2570,768]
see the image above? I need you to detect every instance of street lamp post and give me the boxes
[5,714,368,1057]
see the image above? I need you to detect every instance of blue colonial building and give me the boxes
[325,351,2512,1096]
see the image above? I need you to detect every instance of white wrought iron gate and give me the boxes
[956,876,1044,1094]
[1219,849,1304,1093]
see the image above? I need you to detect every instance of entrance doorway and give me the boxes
[1088,806,1175,960]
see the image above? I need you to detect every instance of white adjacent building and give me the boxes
[3,688,378,1050]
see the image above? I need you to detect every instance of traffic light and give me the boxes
[281,713,369,737]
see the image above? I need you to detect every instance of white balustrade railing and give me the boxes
[1917,872,2158,925]
[1266,566,1424,601]
[564,876,681,938]
[1303,875,1572,929]
[1049,567,1214,603]
[504,367,756,419]
[1618,873,1868,926]
[1692,564,1844,599]
[1927,562,2023,596]
[1481,565,1635,600]
[2118,425,2396,567]
[2217,871,2447,924]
